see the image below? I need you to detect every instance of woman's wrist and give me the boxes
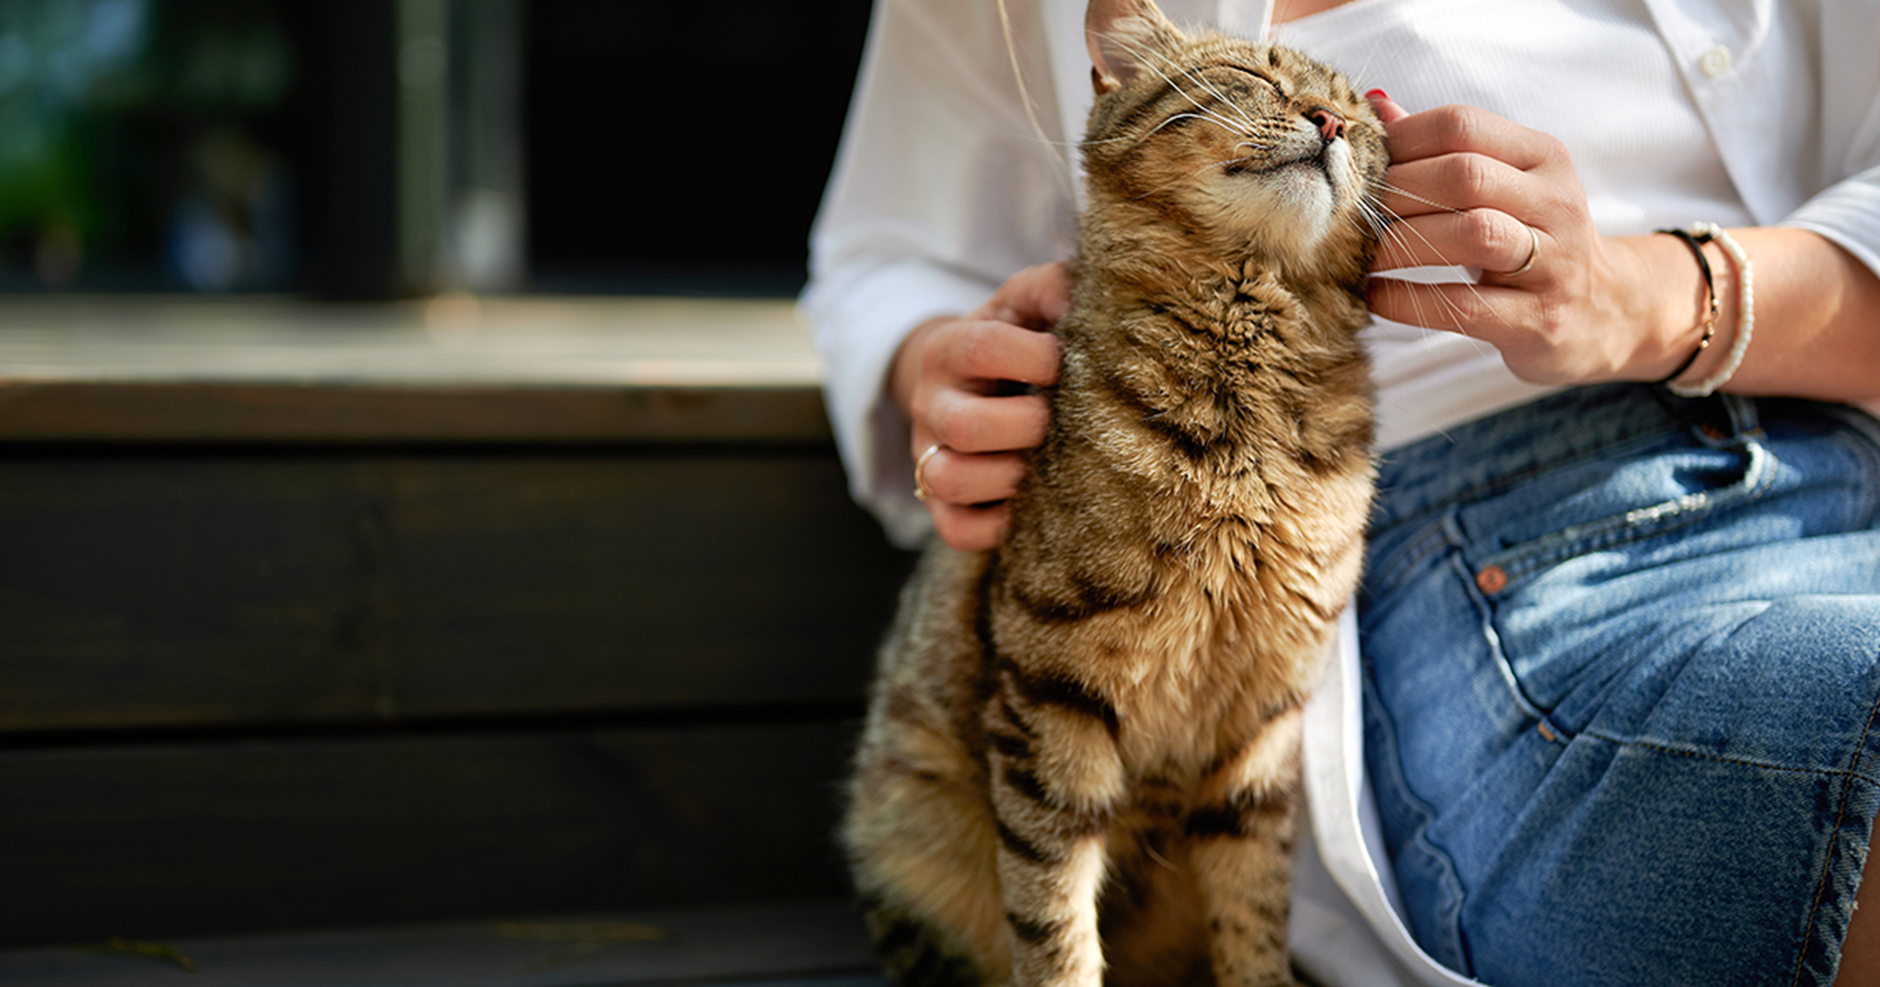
[1648,230,1739,388]
[1614,227,1879,401]
[1661,225,1754,397]
[1610,231,1738,386]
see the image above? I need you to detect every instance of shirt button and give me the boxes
[1698,43,1732,79]
[1475,564,1508,595]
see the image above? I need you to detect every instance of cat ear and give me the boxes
[1086,0,1180,94]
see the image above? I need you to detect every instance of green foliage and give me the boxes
[0,0,292,281]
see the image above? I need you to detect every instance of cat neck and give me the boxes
[1051,248,1371,498]
[1078,192,1370,303]
[1071,229,1369,355]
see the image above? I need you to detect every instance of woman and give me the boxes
[802,0,1880,982]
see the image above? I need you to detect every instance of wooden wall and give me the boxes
[0,434,916,945]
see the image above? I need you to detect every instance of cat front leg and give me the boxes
[984,663,1126,987]
[1189,705,1306,987]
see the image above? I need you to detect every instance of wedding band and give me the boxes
[913,444,942,502]
[1495,224,1540,277]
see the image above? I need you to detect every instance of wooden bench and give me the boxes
[0,296,909,984]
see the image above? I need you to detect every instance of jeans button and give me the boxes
[1475,564,1508,595]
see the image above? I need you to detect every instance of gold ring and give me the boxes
[1495,224,1540,278]
[913,444,942,502]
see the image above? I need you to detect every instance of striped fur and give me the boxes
[845,2,1385,985]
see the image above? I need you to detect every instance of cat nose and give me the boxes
[1306,107,1346,142]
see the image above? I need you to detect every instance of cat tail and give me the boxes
[861,897,986,987]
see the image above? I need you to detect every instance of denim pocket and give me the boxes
[1456,413,1774,590]
[1447,401,1781,723]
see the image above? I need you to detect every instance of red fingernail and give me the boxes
[1364,88,1390,101]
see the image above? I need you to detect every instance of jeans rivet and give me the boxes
[1475,564,1508,595]
[1700,422,1726,440]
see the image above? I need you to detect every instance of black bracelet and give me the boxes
[1653,227,1719,386]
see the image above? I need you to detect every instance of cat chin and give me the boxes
[1193,175,1337,259]
[1193,136,1356,260]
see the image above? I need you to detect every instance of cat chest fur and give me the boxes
[990,262,1372,774]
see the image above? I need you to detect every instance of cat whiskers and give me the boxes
[1357,199,1445,331]
[1344,34,1418,108]
[1142,838,1179,872]
[1368,181,1521,338]
[1373,178,1467,217]
[1355,195,1503,350]
[1146,112,1252,140]
[1356,198,1453,330]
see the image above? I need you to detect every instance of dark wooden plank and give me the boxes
[0,382,832,444]
[0,900,880,986]
[2,905,879,985]
[0,720,868,946]
[0,449,914,732]
[0,453,377,728]
[383,453,910,719]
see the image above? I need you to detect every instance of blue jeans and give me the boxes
[1360,383,1880,986]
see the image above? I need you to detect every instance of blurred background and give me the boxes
[0,0,872,300]
[0,1,927,968]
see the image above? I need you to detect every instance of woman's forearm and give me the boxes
[1653,226,1880,402]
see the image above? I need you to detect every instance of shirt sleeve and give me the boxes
[1782,1,1880,416]
[1784,163,1880,293]
[799,0,1079,547]
[1780,2,1880,279]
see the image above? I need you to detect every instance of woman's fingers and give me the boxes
[1360,99,1642,386]
[928,501,1010,553]
[1372,150,1531,220]
[923,389,1051,454]
[1366,101,1759,394]
[915,448,1030,506]
[976,261,1074,330]
[910,386,1047,552]
[892,262,1072,553]
[1368,106,1574,283]
[1368,266,1640,387]
[1364,90,1410,125]
[1380,103,1563,172]
[931,317,1062,390]
[915,444,1027,553]
[1373,207,1547,276]
[1367,278,1530,340]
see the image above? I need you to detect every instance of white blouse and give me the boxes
[801,1,1880,982]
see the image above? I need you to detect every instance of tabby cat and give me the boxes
[844,1,1386,984]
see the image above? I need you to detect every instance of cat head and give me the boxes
[1082,0,1385,277]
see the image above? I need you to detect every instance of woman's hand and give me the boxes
[1364,95,1703,385]
[891,262,1069,551]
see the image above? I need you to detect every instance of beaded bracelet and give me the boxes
[1652,227,1718,386]
[1666,222,1754,398]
